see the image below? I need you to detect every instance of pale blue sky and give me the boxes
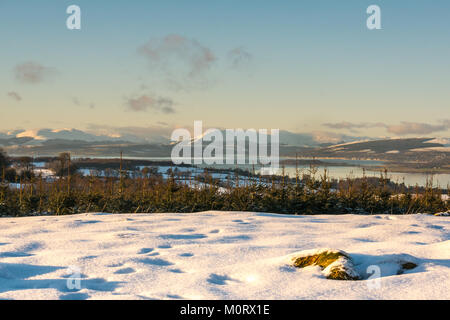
[1,0,449,139]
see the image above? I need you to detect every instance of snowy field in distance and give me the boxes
[0,211,449,300]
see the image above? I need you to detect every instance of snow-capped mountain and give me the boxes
[185,129,364,147]
[0,128,167,145]
[1,128,448,159]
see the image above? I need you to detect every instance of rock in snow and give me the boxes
[290,248,418,281]
[290,249,360,280]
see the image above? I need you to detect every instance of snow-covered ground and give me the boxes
[0,212,448,300]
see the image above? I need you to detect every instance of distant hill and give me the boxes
[326,138,444,153]
[0,129,448,170]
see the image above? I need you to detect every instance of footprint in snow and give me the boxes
[168,268,185,274]
[0,241,44,258]
[353,238,376,243]
[179,253,194,257]
[427,225,445,230]
[60,293,90,300]
[0,252,34,258]
[138,248,154,254]
[19,241,45,252]
[78,255,98,261]
[106,262,124,268]
[159,234,207,240]
[114,267,135,275]
[80,220,102,225]
[167,294,184,299]
[216,235,252,243]
[356,223,378,228]
[207,274,236,286]
[404,231,421,235]
[115,233,138,239]
[179,228,196,233]
[138,257,174,267]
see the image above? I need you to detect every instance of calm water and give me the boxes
[277,158,450,187]
[206,158,450,188]
[281,165,450,188]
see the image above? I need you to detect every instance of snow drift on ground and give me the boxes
[0,212,449,300]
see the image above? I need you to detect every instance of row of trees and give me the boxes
[0,149,78,184]
[0,148,8,169]
[0,147,448,216]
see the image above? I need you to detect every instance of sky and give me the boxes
[1,0,449,141]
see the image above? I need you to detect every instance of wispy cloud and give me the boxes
[125,95,176,114]
[227,47,253,69]
[14,61,57,84]
[323,120,450,136]
[7,91,22,101]
[138,34,217,90]
[71,97,81,106]
[386,121,450,135]
[322,121,385,132]
[310,131,358,144]
[71,97,96,109]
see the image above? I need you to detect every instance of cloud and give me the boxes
[14,61,56,84]
[86,124,174,144]
[71,97,81,106]
[125,95,176,114]
[71,97,96,109]
[310,131,358,144]
[323,120,450,136]
[227,47,253,69]
[7,91,22,101]
[138,34,216,89]
[322,121,385,132]
[386,121,450,135]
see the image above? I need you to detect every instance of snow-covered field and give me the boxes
[0,212,448,300]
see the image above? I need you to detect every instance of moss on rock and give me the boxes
[326,266,360,281]
[290,249,419,281]
[292,250,350,269]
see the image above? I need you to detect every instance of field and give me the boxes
[0,211,448,300]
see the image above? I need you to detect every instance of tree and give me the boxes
[0,148,9,169]
[3,168,17,182]
[17,156,33,171]
[48,152,78,177]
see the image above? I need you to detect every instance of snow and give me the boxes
[0,212,449,300]
[33,168,53,178]
[322,256,360,279]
